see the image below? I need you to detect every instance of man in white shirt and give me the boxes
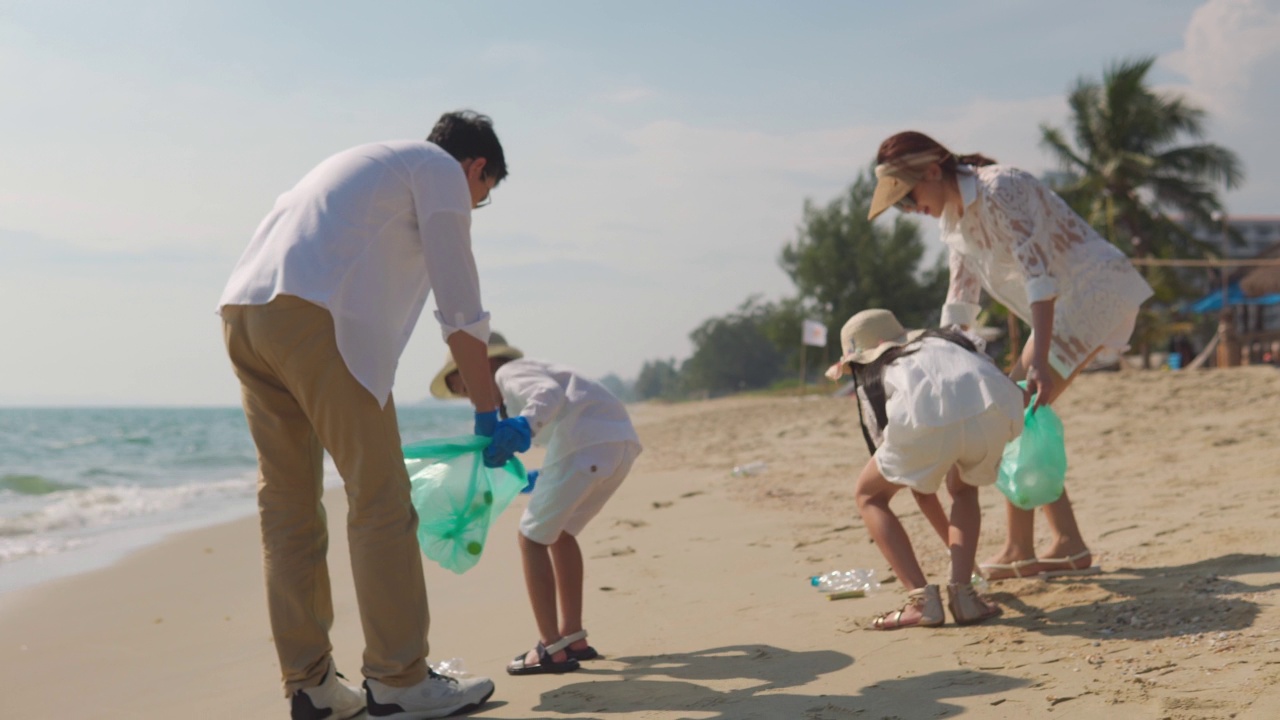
[219,110,511,720]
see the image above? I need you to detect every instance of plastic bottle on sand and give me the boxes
[809,568,881,594]
[731,461,768,477]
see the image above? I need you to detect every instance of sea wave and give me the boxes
[0,474,84,496]
[0,476,255,541]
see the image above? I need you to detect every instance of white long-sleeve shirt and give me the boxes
[881,338,1024,432]
[218,140,490,407]
[495,359,640,469]
[938,165,1153,376]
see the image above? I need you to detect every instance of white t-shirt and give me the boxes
[218,140,490,407]
[495,359,640,469]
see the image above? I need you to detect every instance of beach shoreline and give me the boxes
[2,367,1279,719]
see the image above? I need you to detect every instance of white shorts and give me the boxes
[874,405,1022,494]
[519,441,642,545]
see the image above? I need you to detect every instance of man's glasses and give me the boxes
[475,194,492,209]
[894,189,918,213]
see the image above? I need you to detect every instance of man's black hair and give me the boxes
[427,110,508,183]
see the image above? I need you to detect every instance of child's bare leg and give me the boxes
[549,532,587,652]
[518,531,568,665]
[945,468,981,585]
[854,459,926,590]
[912,487,950,547]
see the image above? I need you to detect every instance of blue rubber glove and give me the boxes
[474,410,498,437]
[521,469,539,494]
[483,416,532,468]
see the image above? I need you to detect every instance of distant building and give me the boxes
[1188,215,1280,259]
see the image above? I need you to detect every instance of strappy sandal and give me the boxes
[506,636,581,676]
[559,629,599,661]
[947,582,1003,625]
[869,585,945,630]
[977,558,1039,581]
[1036,549,1101,578]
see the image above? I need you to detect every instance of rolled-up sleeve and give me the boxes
[940,248,982,329]
[418,209,491,343]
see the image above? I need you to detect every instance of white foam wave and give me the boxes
[0,477,256,541]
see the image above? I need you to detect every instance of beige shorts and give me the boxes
[520,441,642,545]
[874,405,1022,493]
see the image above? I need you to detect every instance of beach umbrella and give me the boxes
[1183,282,1280,313]
[402,435,527,574]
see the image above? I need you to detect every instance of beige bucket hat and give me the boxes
[825,309,925,380]
[429,331,523,399]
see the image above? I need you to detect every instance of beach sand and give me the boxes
[2,366,1278,719]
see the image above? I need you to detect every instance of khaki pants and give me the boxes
[222,295,429,695]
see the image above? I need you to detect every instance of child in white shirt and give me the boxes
[431,334,641,674]
[829,309,1019,629]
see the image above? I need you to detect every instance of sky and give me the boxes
[2,0,1279,406]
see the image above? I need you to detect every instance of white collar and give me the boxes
[940,165,980,243]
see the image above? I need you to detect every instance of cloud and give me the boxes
[1160,0,1280,213]
[1163,0,1280,116]
[602,86,657,104]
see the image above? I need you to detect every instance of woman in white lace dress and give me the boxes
[868,131,1153,581]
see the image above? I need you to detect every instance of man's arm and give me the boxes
[447,331,498,414]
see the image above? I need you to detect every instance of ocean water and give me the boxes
[0,404,472,594]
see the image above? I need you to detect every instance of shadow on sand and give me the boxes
[525,644,1028,719]
[988,553,1280,641]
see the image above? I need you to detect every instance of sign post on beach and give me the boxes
[799,319,828,391]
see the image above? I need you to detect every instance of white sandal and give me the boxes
[559,629,599,661]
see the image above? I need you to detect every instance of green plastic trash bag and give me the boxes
[996,385,1067,510]
[403,435,527,574]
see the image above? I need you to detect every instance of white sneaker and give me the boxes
[365,668,496,719]
[290,659,366,720]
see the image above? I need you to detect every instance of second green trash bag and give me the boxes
[995,386,1068,510]
[403,435,527,574]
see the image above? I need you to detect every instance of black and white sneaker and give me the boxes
[364,668,495,719]
[290,659,366,720]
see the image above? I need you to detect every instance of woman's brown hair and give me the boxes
[876,131,997,180]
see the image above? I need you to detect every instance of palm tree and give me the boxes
[1041,57,1243,263]
[1040,57,1244,364]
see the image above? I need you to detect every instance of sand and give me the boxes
[1,366,1278,719]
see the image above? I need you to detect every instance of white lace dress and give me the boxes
[938,165,1154,377]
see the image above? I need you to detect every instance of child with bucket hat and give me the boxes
[431,334,641,675]
[828,309,1022,629]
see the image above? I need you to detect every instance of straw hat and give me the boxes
[429,331,523,399]
[825,309,925,380]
